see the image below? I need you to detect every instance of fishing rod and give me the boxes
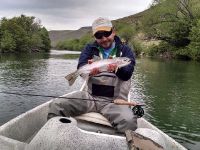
[0,91,144,105]
[0,91,145,117]
[0,91,113,103]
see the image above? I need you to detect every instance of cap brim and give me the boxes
[93,26,112,35]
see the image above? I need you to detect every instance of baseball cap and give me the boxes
[92,17,113,35]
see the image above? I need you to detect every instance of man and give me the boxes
[48,17,137,133]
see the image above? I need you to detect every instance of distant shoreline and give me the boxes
[50,50,81,55]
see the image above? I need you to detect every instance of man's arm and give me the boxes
[77,44,93,69]
[116,45,135,81]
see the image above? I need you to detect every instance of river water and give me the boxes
[0,50,199,150]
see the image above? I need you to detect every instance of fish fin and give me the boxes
[85,76,89,83]
[80,73,89,79]
[115,67,119,73]
[93,55,101,62]
[65,71,79,86]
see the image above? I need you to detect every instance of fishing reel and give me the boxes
[132,105,144,118]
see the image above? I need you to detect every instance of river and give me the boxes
[0,50,199,150]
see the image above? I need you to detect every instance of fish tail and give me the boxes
[65,71,79,86]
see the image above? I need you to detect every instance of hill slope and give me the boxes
[48,10,148,47]
[113,9,149,24]
[49,27,91,47]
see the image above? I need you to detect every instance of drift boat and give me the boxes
[0,84,187,150]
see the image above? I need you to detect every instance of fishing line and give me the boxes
[0,91,145,118]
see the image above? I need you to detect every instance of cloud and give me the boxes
[0,0,152,30]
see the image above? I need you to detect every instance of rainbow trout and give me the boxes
[65,57,131,86]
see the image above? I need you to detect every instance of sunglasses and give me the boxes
[94,29,113,39]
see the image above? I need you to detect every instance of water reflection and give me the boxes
[131,58,200,150]
[0,51,82,125]
[0,53,50,90]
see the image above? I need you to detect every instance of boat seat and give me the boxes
[26,117,128,150]
[75,112,112,127]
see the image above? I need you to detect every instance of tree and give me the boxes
[30,33,43,50]
[38,27,51,52]
[0,31,16,52]
[187,19,200,60]
[0,15,50,53]
[141,0,199,47]
[115,22,135,44]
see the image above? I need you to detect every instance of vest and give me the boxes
[85,44,131,100]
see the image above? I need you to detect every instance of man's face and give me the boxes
[94,29,116,49]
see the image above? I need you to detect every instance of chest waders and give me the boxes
[48,42,137,133]
[86,46,131,100]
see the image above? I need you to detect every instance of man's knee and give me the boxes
[125,116,137,130]
[48,99,71,119]
[49,99,64,112]
[116,115,137,133]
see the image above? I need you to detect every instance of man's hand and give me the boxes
[88,59,100,76]
[107,63,118,72]
[90,67,100,76]
[88,59,94,64]
[114,99,137,106]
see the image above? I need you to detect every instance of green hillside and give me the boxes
[50,0,200,61]
[49,27,91,47]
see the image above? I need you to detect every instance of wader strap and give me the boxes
[97,46,117,59]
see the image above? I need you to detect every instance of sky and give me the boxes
[0,0,152,30]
